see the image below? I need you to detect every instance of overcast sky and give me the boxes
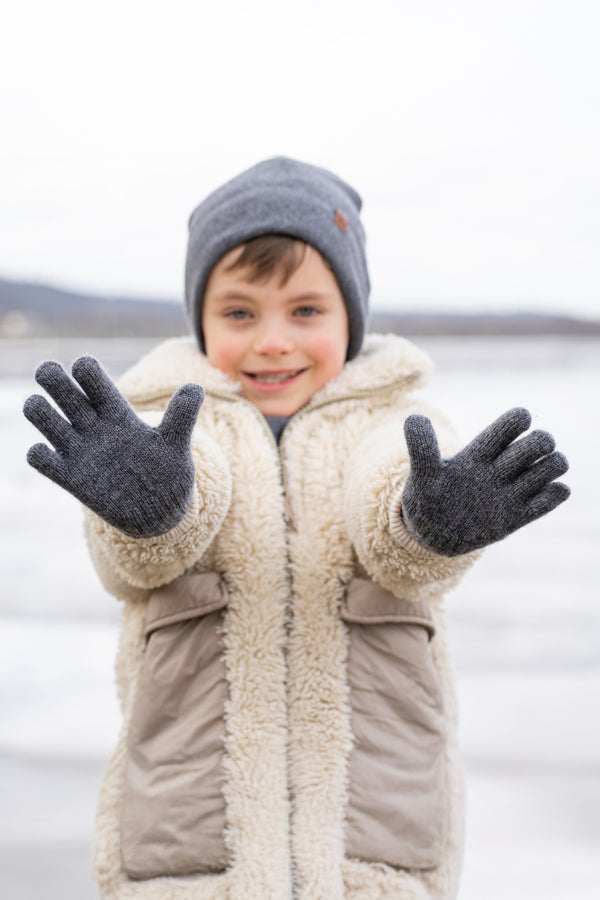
[2,0,598,316]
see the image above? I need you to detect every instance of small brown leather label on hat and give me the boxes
[334,209,348,233]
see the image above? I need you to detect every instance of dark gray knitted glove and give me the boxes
[24,356,204,539]
[401,407,570,557]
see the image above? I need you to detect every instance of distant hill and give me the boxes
[369,310,600,337]
[0,278,188,338]
[1,276,599,338]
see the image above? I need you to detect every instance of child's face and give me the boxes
[202,244,349,416]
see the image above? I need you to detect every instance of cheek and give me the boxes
[204,329,244,380]
[307,331,347,378]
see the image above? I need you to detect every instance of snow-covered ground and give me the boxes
[1,336,599,899]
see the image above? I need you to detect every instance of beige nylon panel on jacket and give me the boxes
[342,578,447,868]
[121,572,230,879]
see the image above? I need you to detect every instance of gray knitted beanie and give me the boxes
[184,157,370,360]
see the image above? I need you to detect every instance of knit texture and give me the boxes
[401,407,570,556]
[24,356,204,538]
[184,156,370,360]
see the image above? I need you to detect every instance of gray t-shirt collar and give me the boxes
[265,415,290,445]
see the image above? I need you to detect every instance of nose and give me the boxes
[253,316,294,356]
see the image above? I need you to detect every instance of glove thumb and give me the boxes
[404,414,442,478]
[157,383,204,449]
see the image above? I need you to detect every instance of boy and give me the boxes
[24,157,569,899]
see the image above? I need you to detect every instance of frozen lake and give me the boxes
[1,335,599,899]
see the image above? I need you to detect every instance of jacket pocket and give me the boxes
[121,571,229,880]
[341,577,447,870]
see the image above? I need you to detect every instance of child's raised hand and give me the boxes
[24,356,204,538]
[401,408,570,557]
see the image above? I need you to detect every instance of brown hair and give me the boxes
[225,235,308,287]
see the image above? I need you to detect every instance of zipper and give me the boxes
[201,390,298,631]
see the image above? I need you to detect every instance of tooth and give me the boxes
[255,371,299,383]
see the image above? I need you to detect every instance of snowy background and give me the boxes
[1,335,598,899]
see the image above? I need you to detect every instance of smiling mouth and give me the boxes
[246,369,306,384]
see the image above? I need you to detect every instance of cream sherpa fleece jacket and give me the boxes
[84,334,479,900]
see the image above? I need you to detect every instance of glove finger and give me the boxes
[71,356,130,418]
[515,451,570,498]
[495,429,556,480]
[157,384,204,449]
[34,361,95,429]
[467,407,532,462]
[26,442,71,491]
[23,395,76,452]
[521,480,571,524]
[404,414,442,477]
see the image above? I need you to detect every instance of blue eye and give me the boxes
[226,309,251,320]
[295,306,318,317]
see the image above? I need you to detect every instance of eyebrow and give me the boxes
[207,289,336,305]
[288,291,336,302]
[209,291,255,303]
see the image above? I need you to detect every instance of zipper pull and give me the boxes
[283,493,295,529]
